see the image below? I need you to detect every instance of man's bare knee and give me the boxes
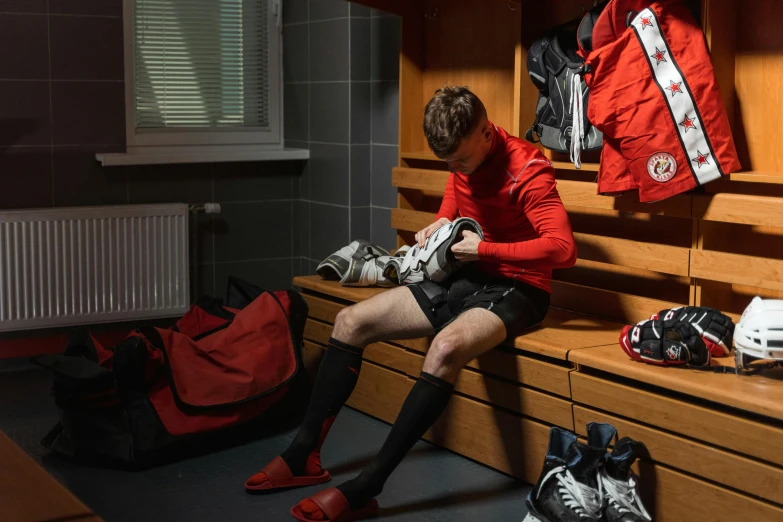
[332,306,370,347]
[423,335,464,382]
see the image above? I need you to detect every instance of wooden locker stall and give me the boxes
[293,1,783,519]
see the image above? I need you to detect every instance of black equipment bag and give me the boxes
[525,18,603,155]
[32,277,310,469]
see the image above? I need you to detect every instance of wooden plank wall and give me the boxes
[390,0,783,324]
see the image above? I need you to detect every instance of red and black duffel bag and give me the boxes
[33,277,308,468]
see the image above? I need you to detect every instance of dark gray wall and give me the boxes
[284,0,401,275]
[0,0,400,299]
[0,0,300,297]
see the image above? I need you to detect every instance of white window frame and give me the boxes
[97,0,306,165]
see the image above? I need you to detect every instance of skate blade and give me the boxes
[522,514,545,522]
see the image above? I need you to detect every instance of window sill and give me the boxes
[96,148,310,166]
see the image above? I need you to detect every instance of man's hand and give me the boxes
[415,217,451,248]
[451,230,481,262]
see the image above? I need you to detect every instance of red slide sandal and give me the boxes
[244,456,331,491]
[291,488,379,522]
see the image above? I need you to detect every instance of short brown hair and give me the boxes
[423,86,487,159]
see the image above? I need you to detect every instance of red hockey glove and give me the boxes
[652,306,734,357]
[620,318,711,367]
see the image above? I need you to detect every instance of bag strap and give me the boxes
[525,96,548,143]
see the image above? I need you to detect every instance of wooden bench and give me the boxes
[562,185,783,521]
[296,0,783,519]
[295,275,608,483]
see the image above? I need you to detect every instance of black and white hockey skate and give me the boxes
[599,437,651,522]
[523,424,616,522]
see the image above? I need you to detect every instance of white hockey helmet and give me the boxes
[733,296,783,372]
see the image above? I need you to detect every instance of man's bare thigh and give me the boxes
[335,286,435,345]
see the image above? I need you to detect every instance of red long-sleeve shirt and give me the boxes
[435,124,577,293]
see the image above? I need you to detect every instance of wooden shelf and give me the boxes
[391,207,435,233]
[693,192,783,227]
[397,160,783,184]
[400,153,602,174]
[551,161,600,172]
[392,167,448,193]
[555,163,783,184]
[391,167,692,218]
[391,207,689,276]
[729,172,783,184]
[569,344,783,423]
[400,151,442,162]
[552,164,783,185]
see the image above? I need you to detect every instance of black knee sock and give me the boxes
[280,337,363,475]
[337,372,454,509]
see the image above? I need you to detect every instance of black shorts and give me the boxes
[408,265,550,341]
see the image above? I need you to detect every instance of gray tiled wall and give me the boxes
[288,0,401,275]
[368,8,401,253]
[0,0,401,309]
[0,0,307,300]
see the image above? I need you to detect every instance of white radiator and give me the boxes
[0,204,190,332]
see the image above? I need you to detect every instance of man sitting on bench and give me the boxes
[246,86,578,522]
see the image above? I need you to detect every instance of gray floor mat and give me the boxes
[0,358,531,521]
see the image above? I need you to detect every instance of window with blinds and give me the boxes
[125,0,282,147]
